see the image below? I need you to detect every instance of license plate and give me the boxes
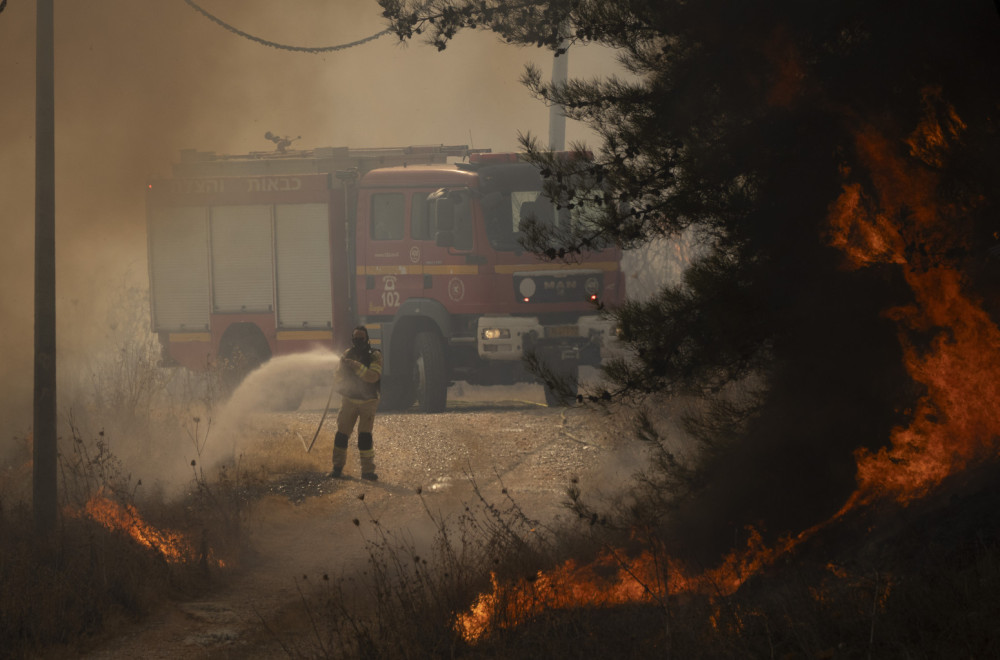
[546,325,579,338]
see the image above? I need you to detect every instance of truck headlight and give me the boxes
[481,328,511,340]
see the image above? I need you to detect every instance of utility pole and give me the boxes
[548,18,570,152]
[548,44,568,151]
[34,0,57,535]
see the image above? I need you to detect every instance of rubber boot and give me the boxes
[331,432,349,478]
[358,432,378,481]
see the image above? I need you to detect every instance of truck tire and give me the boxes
[380,365,417,411]
[543,359,579,407]
[413,331,448,413]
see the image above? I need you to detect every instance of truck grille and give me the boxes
[513,270,602,304]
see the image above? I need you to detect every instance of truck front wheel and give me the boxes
[413,331,448,413]
[216,323,304,410]
[380,346,417,411]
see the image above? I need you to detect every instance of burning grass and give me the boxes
[6,394,999,658]
[0,425,255,656]
[0,278,324,656]
[275,454,1000,659]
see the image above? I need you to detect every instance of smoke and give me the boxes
[67,348,340,500]
[0,1,625,446]
[621,229,708,300]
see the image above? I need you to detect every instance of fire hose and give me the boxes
[306,376,338,453]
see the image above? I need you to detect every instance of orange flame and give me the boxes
[75,495,223,567]
[827,93,1000,508]
[457,528,805,641]
[456,90,995,643]
[458,549,663,641]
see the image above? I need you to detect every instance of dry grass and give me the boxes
[272,447,1000,660]
[0,428,252,658]
[5,281,997,657]
[279,511,1000,660]
[0,278,257,657]
[6,407,999,659]
[276,477,562,659]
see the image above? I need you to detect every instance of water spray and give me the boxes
[207,349,339,465]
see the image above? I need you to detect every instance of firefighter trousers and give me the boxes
[332,396,378,475]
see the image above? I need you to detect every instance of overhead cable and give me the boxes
[182,0,390,53]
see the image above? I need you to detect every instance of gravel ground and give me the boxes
[80,385,646,659]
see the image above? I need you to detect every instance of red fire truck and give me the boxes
[146,143,624,411]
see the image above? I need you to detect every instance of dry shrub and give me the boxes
[272,422,1000,659]
[0,507,168,656]
[275,476,558,659]
[0,422,255,657]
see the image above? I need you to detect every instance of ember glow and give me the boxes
[77,495,223,567]
[454,92,998,644]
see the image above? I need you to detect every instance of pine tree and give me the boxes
[381,0,1000,555]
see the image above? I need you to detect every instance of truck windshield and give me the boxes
[481,188,610,253]
[481,190,555,252]
[477,163,608,253]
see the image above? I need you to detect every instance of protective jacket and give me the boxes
[337,345,382,401]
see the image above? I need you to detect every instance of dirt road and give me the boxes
[81,386,641,659]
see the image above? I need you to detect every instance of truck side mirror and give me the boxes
[428,188,456,231]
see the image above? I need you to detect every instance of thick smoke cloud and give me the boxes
[0,1,622,440]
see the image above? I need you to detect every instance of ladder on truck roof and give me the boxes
[173,144,492,178]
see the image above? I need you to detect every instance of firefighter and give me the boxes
[331,326,382,480]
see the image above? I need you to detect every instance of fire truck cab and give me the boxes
[146,144,623,412]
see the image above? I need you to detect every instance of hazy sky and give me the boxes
[0,0,624,434]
